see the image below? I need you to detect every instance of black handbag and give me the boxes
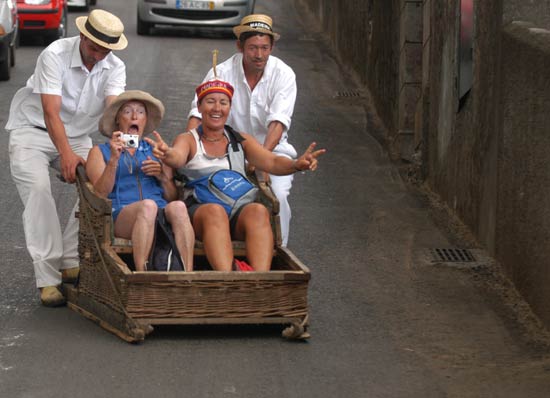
[146,208,185,271]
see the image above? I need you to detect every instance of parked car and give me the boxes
[137,0,255,36]
[17,0,68,45]
[67,0,96,11]
[0,0,17,80]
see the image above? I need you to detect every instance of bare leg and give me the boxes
[114,200,158,271]
[193,204,233,271]
[164,201,195,271]
[234,203,273,271]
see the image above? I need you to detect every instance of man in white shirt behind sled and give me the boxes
[187,14,298,247]
[6,9,127,306]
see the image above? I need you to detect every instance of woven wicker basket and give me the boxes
[65,166,310,342]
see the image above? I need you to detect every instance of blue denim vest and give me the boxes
[99,140,167,220]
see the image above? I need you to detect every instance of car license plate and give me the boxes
[176,0,219,10]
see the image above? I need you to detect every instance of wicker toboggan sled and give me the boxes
[63,165,310,343]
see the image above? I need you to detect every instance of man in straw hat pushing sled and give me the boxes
[187,14,298,248]
[6,9,128,306]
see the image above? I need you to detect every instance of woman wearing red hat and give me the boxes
[146,78,325,272]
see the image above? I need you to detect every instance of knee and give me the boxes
[136,199,158,223]
[242,203,270,228]
[197,204,229,228]
[165,201,191,224]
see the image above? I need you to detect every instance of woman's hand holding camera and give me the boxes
[109,131,126,161]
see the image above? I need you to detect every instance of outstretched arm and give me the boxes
[144,131,192,169]
[242,133,326,175]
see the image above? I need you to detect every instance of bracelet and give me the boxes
[292,160,301,172]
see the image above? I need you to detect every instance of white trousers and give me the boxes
[9,127,91,288]
[270,142,296,247]
[269,173,293,247]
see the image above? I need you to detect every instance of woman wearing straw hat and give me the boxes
[6,9,128,306]
[147,79,325,272]
[86,91,195,272]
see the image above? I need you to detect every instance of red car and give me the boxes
[17,0,68,45]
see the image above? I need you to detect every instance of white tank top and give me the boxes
[178,129,230,181]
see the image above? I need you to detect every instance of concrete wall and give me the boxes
[425,0,503,252]
[497,22,550,326]
[423,2,550,326]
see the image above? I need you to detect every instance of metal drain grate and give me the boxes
[430,248,476,263]
[335,91,361,98]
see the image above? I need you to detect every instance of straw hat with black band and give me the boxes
[99,91,165,137]
[233,14,280,41]
[76,9,127,51]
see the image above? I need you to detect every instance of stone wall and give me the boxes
[424,1,550,326]
[425,0,503,252]
[497,22,550,326]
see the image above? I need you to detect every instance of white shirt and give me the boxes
[5,36,126,139]
[188,53,297,156]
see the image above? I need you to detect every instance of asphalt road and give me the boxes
[2,1,550,397]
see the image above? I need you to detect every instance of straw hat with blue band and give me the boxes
[76,9,128,51]
[233,14,280,41]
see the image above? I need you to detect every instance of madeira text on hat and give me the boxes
[233,14,280,41]
[196,79,235,103]
[76,9,128,51]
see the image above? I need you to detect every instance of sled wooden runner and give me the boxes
[65,165,310,343]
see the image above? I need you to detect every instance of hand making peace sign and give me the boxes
[293,142,326,172]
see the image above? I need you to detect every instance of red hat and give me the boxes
[196,79,234,103]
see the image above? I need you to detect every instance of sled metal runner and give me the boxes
[65,166,310,343]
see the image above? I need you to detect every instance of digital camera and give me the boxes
[121,134,139,148]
